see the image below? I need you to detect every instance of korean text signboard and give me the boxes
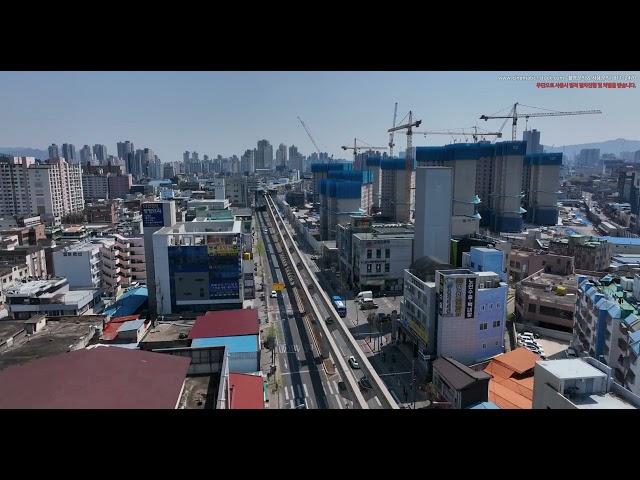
[142,203,164,227]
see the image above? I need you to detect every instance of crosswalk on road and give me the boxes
[276,344,300,353]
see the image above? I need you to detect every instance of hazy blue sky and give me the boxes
[0,71,637,161]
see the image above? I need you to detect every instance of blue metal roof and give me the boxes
[597,237,640,246]
[104,287,148,318]
[191,335,258,353]
[468,401,500,409]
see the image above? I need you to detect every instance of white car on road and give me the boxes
[348,356,360,369]
[270,290,277,298]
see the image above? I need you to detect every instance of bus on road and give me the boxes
[332,295,347,317]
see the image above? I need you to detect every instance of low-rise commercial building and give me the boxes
[533,357,640,409]
[483,347,539,409]
[52,241,102,289]
[0,216,46,246]
[85,201,118,224]
[549,235,612,272]
[0,347,191,408]
[436,269,507,365]
[508,249,574,283]
[572,274,640,395]
[188,309,260,373]
[0,245,47,278]
[398,261,507,369]
[0,263,28,306]
[515,271,579,332]
[337,217,414,294]
[4,278,103,320]
[152,219,245,315]
[432,356,491,409]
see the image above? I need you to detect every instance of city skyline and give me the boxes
[0,71,637,163]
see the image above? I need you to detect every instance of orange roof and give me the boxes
[483,348,539,410]
[491,348,540,375]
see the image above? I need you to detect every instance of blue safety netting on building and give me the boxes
[524,152,563,165]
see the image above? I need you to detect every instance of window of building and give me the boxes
[482,343,486,349]
[385,249,390,258]
[376,264,381,272]
[376,249,381,259]
[367,264,372,273]
[482,305,485,311]
[367,249,372,259]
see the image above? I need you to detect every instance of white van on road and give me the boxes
[355,291,373,304]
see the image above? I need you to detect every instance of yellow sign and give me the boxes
[273,283,285,292]
[409,319,429,345]
[208,245,239,256]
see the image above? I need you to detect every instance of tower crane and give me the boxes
[297,116,333,163]
[387,110,422,171]
[388,102,398,157]
[341,138,387,165]
[414,127,503,143]
[479,103,602,141]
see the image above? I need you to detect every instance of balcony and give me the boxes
[619,337,628,351]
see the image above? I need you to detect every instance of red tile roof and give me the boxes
[0,347,190,409]
[189,309,259,340]
[228,373,264,409]
[102,314,141,341]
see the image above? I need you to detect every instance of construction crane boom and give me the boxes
[479,103,602,140]
[297,116,322,156]
[414,128,502,142]
[342,139,387,167]
[388,102,398,157]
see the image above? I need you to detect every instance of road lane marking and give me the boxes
[290,386,295,400]
[333,380,340,394]
[285,386,290,401]
[375,396,382,407]
[283,359,288,370]
[303,383,309,398]
[327,382,334,395]
[290,400,295,409]
[335,394,343,409]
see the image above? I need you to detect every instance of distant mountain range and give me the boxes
[543,138,640,158]
[0,147,48,159]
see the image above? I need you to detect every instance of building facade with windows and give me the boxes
[152,219,244,315]
[572,274,640,395]
[52,241,102,290]
[436,269,507,365]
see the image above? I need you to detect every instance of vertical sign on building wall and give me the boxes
[465,277,476,319]
[444,278,453,316]
[142,203,164,227]
[455,278,464,317]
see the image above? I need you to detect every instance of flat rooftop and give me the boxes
[537,359,606,380]
[5,278,67,296]
[570,392,637,409]
[0,316,105,371]
[141,320,195,343]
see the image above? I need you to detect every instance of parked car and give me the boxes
[348,356,360,369]
[360,298,379,310]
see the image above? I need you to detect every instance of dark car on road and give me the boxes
[358,377,373,390]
